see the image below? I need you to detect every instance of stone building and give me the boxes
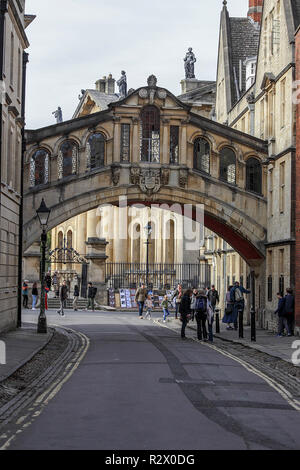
[215,0,300,330]
[0,0,34,332]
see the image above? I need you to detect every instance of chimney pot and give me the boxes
[248,0,263,24]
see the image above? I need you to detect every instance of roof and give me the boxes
[291,0,300,30]
[73,89,120,118]
[177,81,216,105]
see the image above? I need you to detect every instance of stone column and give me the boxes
[23,242,41,284]
[86,209,98,239]
[113,206,128,263]
[180,121,188,166]
[76,213,87,256]
[85,238,108,305]
[162,119,170,165]
[113,117,121,163]
[132,118,140,163]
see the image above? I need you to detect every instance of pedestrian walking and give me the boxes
[190,288,198,321]
[207,300,214,343]
[73,285,80,311]
[230,282,250,330]
[172,284,183,320]
[22,281,29,309]
[284,288,295,336]
[161,295,171,323]
[135,283,148,319]
[194,289,208,341]
[57,280,68,317]
[222,286,234,330]
[207,285,219,312]
[274,293,287,337]
[144,295,153,320]
[86,282,97,311]
[179,289,193,339]
[31,282,38,310]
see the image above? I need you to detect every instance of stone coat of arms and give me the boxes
[130,166,170,196]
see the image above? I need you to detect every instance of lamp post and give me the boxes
[36,199,51,334]
[144,222,152,288]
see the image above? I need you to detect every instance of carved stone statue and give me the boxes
[52,106,63,123]
[184,48,196,79]
[117,71,127,98]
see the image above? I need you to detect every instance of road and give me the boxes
[4,310,300,450]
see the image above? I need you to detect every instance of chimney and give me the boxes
[248,0,263,24]
[95,74,115,94]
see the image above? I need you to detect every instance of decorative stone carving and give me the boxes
[130,165,140,185]
[179,169,189,188]
[184,48,196,79]
[117,71,127,98]
[157,89,167,99]
[138,76,167,104]
[130,166,170,195]
[147,75,157,88]
[161,168,170,186]
[139,88,148,98]
[111,165,121,186]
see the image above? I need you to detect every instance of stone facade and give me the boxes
[0,0,33,332]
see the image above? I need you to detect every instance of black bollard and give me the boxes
[238,308,244,339]
[215,308,220,334]
[251,306,256,342]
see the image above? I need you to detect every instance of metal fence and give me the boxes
[105,263,211,290]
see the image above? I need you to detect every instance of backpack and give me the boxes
[195,296,207,313]
[234,288,243,302]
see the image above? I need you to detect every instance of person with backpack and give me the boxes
[284,288,295,336]
[135,283,148,319]
[194,289,208,341]
[179,289,193,339]
[207,285,219,312]
[230,282,250,330]
[86,282,97,311]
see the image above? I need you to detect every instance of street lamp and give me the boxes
[36,199,51,334]
[144,222,152,289]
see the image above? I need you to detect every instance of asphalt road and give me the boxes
[6,310,300,450]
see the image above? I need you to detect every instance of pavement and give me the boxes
[0,323,53,382]
[1,309,299,450]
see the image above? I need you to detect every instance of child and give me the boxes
[162,295,170,323]
[145,295,153,320]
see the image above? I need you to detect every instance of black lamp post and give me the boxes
[144,222,152,288]
[36,199,51,334]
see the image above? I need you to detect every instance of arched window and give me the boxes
[140,106,160,163]
[87,133,105,170]
[220,147,236,184]
[193,138,210,174]
[58,140,78,179]
[246,157,262,194]
[30,149,49,187]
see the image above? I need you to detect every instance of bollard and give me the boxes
[238,308,244,339]
[215,308,220,334]
[251,306,256,342]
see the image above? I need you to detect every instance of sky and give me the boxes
[25,0,247,129]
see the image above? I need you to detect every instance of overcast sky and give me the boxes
[25,0,247,129]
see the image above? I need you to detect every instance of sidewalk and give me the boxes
[0,324,53,382]
[166,318,299,365]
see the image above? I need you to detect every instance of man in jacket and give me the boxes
[86,282,97,311]
[208,285,219,312]
[284,288,295,336]
[135,284,148,318]
[58,280,68,317]
[230,282,250,330]
[275,293,286,337]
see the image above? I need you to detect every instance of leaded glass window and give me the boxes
[58,140,78,179]
[246,157,262,194]
[30,149,49,187]
[170,126,179,164]
[140,106,160,163]
[193,138,210,174]
[220,147,236,184]
[86,133,105,170]
[120,124,130,161]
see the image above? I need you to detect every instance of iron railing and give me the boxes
[105,263,211,290]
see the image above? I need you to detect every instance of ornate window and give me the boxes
[86,133,105,170]
[246,157,262,194]
[120,124,130,161]
[193,138,210,174]
[30,149,49,187]
[170,126,179,164]
[140,106,160,163]
[220,147,236,184]
[58,140,78,179]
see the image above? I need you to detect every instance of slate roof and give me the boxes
[177,81,216,105]
[228,17,260,105]
[73,90,120,118]
[291,0,300,29]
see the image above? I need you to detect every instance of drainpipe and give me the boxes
[17,51,29,327]
[0,0,8,214]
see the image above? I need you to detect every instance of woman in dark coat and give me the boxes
[179,289,193,339]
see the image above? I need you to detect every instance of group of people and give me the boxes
[275,288,295,337]
[222,282,251,330]
[57,281,98,316]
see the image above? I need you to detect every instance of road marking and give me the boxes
[154,320,300,412]
[0,328,90,451]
